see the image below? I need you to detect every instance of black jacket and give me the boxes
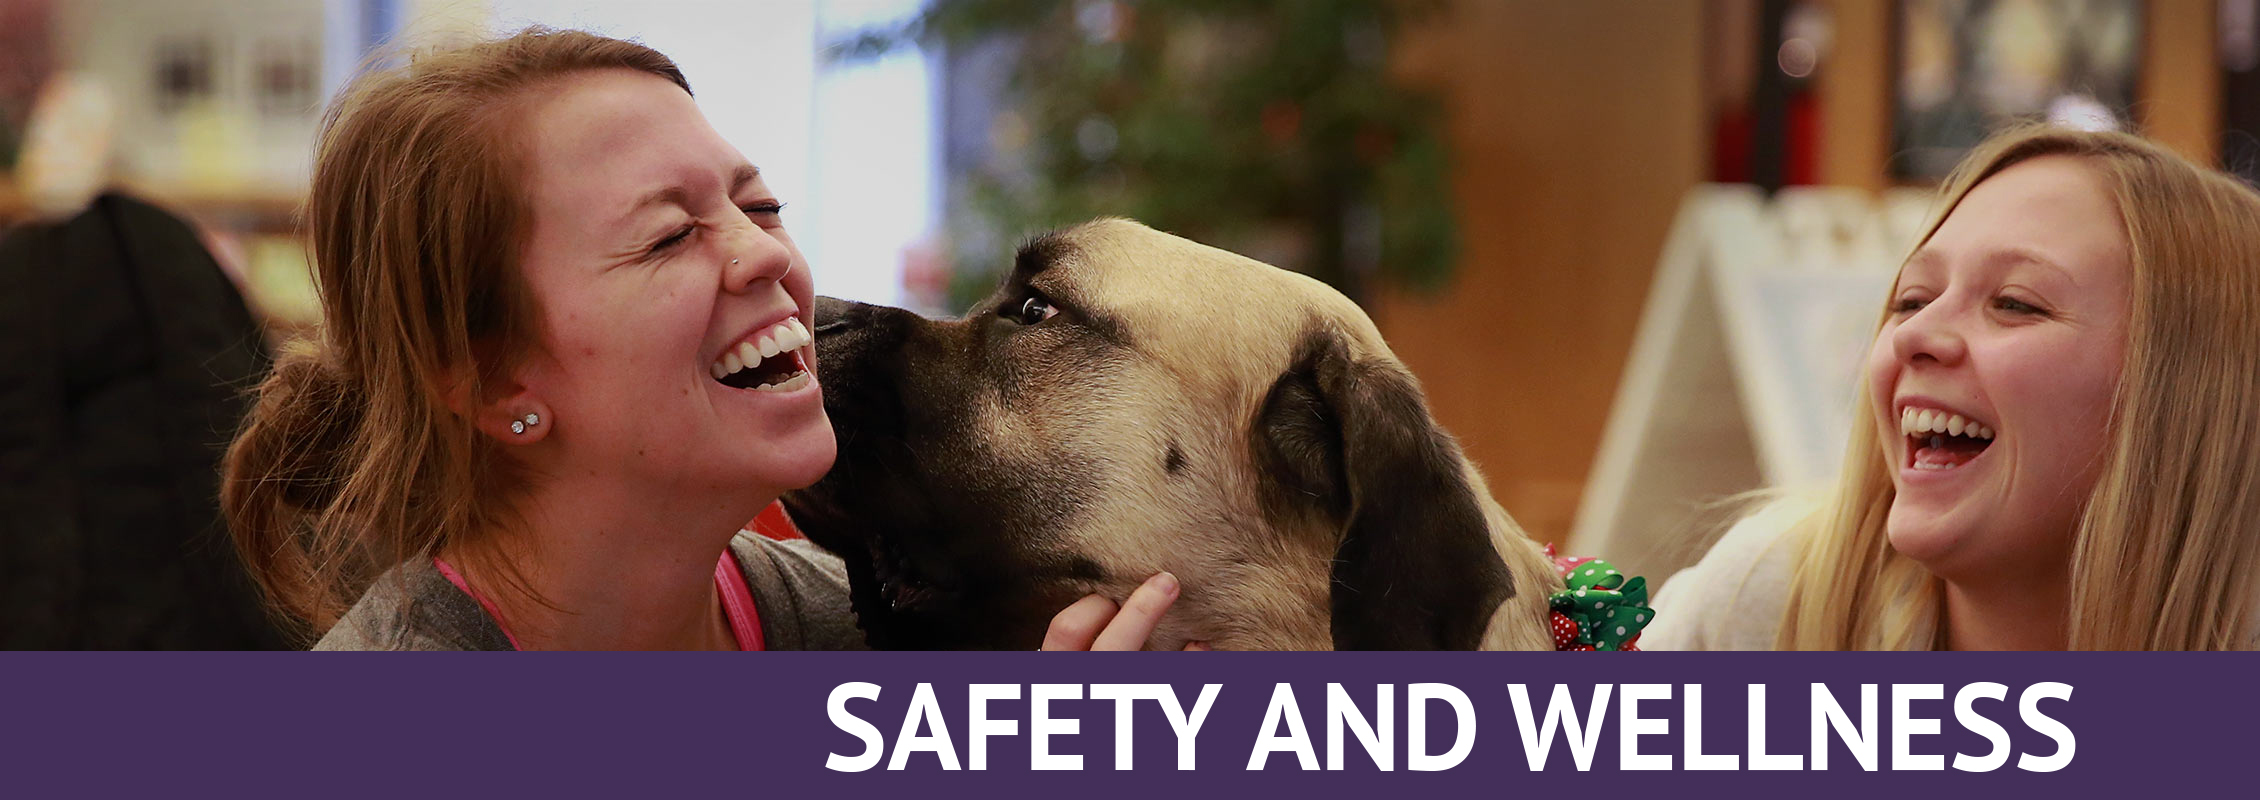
[0,194,286,648]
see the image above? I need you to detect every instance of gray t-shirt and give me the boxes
[314,532,868,651]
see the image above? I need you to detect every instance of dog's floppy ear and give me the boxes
[1254,331,1514,650]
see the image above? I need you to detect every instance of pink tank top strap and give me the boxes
[715,546,765,651]
[431,556,524,650]
[430,551,763,650]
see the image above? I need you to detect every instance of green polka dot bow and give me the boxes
[1544,544,1654,651]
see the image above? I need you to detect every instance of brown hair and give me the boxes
[1777,125,2260,650]
[222,28,691,635]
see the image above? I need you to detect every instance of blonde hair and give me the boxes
[221,29,691,635]
[1777,126,2260,650]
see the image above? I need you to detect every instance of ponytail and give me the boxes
[221,342,370,630]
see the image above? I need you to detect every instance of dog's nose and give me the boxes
[813,295,927,343]
[812,296,867,334]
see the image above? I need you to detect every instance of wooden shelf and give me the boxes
[0,174,303,228]
[122,180,305,226]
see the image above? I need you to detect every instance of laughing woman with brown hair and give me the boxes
[223,28,1185,650]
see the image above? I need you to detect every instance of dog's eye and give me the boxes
[1004,293,1059,326]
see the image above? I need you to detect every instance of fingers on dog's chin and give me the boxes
[1042,594,1118,650]
[1122,574,1180,619]
[1093,600,1176,651]
[1061,593,1120,620]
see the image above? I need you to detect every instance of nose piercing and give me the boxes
[511,412,540,435]
[731,258,740,265]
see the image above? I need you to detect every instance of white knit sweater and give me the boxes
[1641,496,1821,651]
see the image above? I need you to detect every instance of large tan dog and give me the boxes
[782,219,1563,650]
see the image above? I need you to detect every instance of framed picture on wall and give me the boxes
[1891,0,2143,180]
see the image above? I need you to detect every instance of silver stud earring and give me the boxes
[511,412,539,435]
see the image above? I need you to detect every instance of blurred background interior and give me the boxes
[0,0,2246,646]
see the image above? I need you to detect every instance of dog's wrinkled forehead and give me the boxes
[1029,219,1387,378]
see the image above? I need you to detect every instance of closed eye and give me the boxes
[742,201,787,221]
[649,224,694,255]
[648,200,786,257]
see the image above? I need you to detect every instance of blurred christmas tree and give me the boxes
[836,0,1458,309]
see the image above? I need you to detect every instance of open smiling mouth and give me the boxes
[710,317,814,391]
[1899,407,1995,471]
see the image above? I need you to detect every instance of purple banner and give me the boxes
[0,653,2239,797]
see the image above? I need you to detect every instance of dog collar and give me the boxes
[1543,544,1653,651]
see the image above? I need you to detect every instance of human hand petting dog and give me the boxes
[1039,572,1210,651]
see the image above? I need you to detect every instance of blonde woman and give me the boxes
[1647,126,2260,650]
[222,29,1185,650]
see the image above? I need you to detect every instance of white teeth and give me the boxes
[753,371,812,393]
[1898,407,1995,440]
[710,316,814,380]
